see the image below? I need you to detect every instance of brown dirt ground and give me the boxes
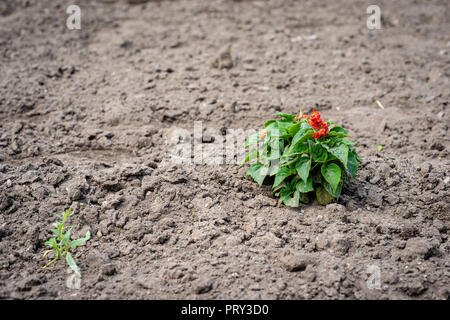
[0,0,449,299]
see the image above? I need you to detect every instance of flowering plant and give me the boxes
[243,110,361,206]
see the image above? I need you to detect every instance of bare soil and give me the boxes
[0,0,449,299]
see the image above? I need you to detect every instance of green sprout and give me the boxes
[43,207,90,277]
[377,145,383,151]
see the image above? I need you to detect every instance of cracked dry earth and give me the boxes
[0,0,449,300]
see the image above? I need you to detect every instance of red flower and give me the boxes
[311,110,321,119]
[304,110,329,139]
[296,110,329,138]
[307,110,323,130]
[308,119,321,130]
[259,130,269,139]
[313,128,327,139]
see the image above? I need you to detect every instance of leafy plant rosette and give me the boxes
[243,110,361,206]
[43,207,90,277]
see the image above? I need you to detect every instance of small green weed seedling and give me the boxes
[43,207,90,277]
[243,110,361,206]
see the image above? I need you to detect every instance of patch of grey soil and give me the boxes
[0,0,449,299]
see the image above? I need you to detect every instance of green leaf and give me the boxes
[258,141,269,157]
[280,156,297,168]
[295,157,311,181]
[328,131,349,138]
[325,144,349,167]
[287,122,301,136]
[296,176,314,193]
[272,182,285,195]
[70,231,91,248]
[377,145,383,151]
[52,212,62,219]
[273,167,293,189]
[281,189,300,207]
[292,128,313,146]
[63,207,72,221]
[242,149,258,164]
[323,179,343,199]
[276,121,294,130]
[321,163,341,193]
[280,187,292,199]
[266,137,284,160]
[57,222,64,234]
[268,162,281,176]
[309,141,328,162]
[45,238,58,249]
[69,239,86,248]
[66,252,81,277]
[341,140,356,147]
[327,154,337,161]
[64,228,72,247]
[246,162,269,186]
[264,119,276,128]
[267,127,288,138]
[347,151,359,179]
[329,126,348,134]
[284,142,308,157]
[64,227,73,240]
[245,133,259,148]
[274,112,296,122]
[316,186,334,205]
